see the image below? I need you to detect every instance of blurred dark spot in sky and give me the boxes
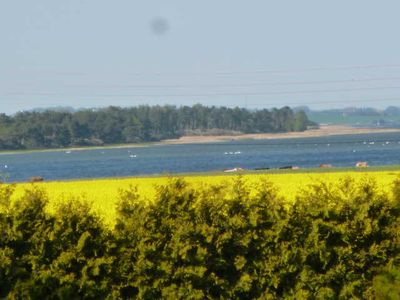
[150,17,169,36]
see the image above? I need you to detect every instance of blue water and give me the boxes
[1,132,400,182]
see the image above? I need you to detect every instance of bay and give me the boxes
[1,132,400,182]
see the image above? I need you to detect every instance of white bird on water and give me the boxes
[4,165,8,169]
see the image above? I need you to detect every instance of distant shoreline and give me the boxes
[1,125,400,155]
[163,125,400,144]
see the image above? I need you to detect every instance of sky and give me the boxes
[1,0,400,114]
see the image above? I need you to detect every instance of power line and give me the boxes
[184,63,400,76]
[245,97,400,107]
[65,76,400,89]
[5,63,400,77]
[5,85,400,98]
[3,96,400,110]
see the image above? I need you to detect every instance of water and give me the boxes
[1,132,400,182]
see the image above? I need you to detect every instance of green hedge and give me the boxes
[1,177,400,299]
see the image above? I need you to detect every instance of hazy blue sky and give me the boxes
[1,0,400,114]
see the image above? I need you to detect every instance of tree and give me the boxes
[293,111,309,131]
[0,105,312,150]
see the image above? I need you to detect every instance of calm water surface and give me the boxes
[1,133,400,182]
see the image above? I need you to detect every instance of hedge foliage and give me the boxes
[1,176,400,299]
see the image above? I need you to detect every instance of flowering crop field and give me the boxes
[11,170,400,225]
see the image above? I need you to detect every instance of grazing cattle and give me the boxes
[30,176,44,182]
[356,161,369,168]
[319,164,333,168]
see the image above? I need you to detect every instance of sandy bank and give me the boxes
[162,125,400,144]
[1,125,400,155]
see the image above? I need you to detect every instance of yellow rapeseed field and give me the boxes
[11,170,400,225]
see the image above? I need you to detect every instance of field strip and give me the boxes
[11,170,400,224]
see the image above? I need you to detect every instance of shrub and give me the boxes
[1,176,400,298]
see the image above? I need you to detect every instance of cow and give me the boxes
[30,176,44,182]
[355,161,369,168]
[319,164,333,168]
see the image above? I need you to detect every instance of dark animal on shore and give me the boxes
[319,164,333,168]
[279,166,300,170]
[30,176,44,182]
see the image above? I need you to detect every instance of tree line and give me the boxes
[1,176,400,298]
[0,105,313,150]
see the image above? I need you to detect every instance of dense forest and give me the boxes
[1,177,400,298]
[0,105,313,150]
